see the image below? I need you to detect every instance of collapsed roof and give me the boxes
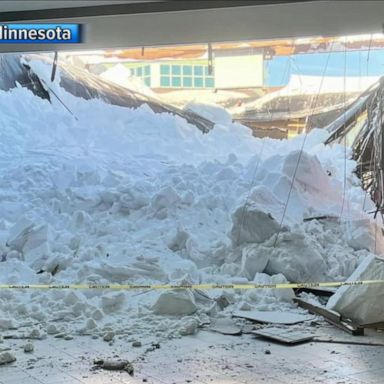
[233,75,379,138]
[325,77,384,213]
[0,53,214,133]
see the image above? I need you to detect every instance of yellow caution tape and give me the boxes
[0,280,382,290]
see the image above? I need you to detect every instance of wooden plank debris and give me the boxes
[294,298,364,336]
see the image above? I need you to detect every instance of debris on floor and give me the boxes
[93,358,134,375]
[0,351,16,365]
[253,327,315,345]
[232,310,314,325]
[294,298,364,335]
[312,337,384,346]
[209,318,243,335]
[23,343,34,353]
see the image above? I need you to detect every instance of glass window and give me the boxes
[183,77,193,87]
[205,66,213,76]
[137,67,143,76]
[183,65,192,76]
[171,77,181,87]
[194,66,203,76]
[172,65,181,75]
[194,77,204,88]
[160,77,170,87]
[144,66,150,76]
[205,78,215,88]
[160,65,170,75]
[144,78,151,87]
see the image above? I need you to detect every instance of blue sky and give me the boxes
[265,49,384,86]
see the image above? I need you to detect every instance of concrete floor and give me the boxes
[1,326,384,384]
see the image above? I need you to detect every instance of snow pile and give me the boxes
[184,101,233,125]
[0,57,382,340]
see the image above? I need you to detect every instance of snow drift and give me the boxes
[0,55,382,338]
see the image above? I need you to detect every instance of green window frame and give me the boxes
[158,64,214,88]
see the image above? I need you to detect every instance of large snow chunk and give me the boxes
[151,186,181,211]
[101,292,126,313]
[246,273,295,305]
[265,231,327,282]
[230,203,281,247]
[7,217,50,264]
[239,244,270,280]
[344,219,377,253]
[152,290,197,316]
[282,150,330,193]
[326,255,384,324]
[0,352,16,365]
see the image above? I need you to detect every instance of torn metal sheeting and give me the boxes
[253,327,314,345]
[232,310,314,325]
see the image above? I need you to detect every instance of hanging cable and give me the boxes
[51,51,58,82]
[273,42,334,247]
[236,140,266,245]
[340,38,348,219]
[362,35,374,211]
[43,80,78,121]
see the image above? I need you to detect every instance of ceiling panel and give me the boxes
[0,1,156,13]
[0,1,382,53]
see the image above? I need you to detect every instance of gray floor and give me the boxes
[1,327,384,384]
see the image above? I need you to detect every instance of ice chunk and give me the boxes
[230,204,281,246]
[152,290,197,316]
[266,231,327,282]
[0,352,16,365]
[239,244,270,280]
[101,292,125,313]
[326,255,384,325]
[151,186,181,211]
[7,217,50,264]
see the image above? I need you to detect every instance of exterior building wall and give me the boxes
[102,53,265,89]
[214,53,264,88]
[150,63,161,88]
